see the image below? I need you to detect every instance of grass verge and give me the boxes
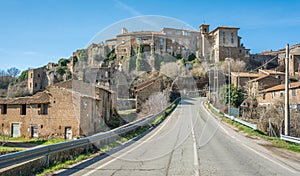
[206,102,300,153]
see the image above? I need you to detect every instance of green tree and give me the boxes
[188,53,196,61]
[180,58,186,66]
[78,49,88,62]
[128,56,136,72]
[58,58,70,67]
[56,66,67,76]
[220,84,244,108]
[18,70,28,82]
[136,46,146,71]
[176,54,182,60]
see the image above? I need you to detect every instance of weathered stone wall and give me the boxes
[28,67,47,95]
[135,77,163,112]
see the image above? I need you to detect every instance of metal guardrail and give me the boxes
[209,101,258,130]
[208,102,220,114]
[224,113,257,130]
[280,134,300,144]
[0,97,181,170]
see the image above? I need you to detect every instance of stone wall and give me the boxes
[135,77,163,112]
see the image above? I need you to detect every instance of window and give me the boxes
[280,91,284,98]
[222,32,225,44]
[21,104,26,115]
[292,89,296,96]
[223,37,225,44]
[231,33,234,44]
[34,83,37,88]
[227,48,231,55]
[1,104,7,114]
[31,73,33,78]
[172,39,175,44]
[272,92,275,98]
[38,104,48,115]
[263,94,266,100]
[239,49,242,54]
[30,83,32,88]
[38,74,40,78]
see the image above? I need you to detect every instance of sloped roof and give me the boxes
[0,92,50,105]
[134,76,163,92]
[231,72,260,78]
[261,81,300,92]
[259,69,285,75]
[248,75,271,82]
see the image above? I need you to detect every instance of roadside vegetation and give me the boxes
[36,98,180,176]
[207,102,300,153]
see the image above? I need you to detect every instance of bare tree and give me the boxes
[220,59,246,73]
[160,62,181,79]
[142,90,170,115]
[258,101,285,137]
[290,109,300,137]
[243,82,261,120]
[7,67,20,78]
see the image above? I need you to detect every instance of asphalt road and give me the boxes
[56,97,300,176]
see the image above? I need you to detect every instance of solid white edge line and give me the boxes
[191,120,199,176]
[202,100,297,174]
[81,102,180,176]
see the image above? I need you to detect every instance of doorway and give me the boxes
[65,127,72,140]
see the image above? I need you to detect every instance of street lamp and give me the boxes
[225,57,231,115]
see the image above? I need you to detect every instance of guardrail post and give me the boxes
[45,154,49,168]
[85,144,89,155]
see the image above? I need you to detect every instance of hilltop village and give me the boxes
[0,24,299,139]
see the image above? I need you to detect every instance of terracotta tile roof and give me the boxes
[231,72,260,78]
[0,92,50,105]
[261,81,300,92]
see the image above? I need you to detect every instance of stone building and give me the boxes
[199,24,250,62]
[259,44,300,77]
[88,24,250,64]
[134,76,164,113]
[0,80,117,139]
[27,67,48,94]
[231,69,285,89]
[231,72,260,88]
[258,81,300,110]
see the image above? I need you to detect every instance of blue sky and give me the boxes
[0,0,299,72]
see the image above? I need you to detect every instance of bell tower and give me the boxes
[200,24,209,34]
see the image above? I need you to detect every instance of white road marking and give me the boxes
[82,103,180,176]
[191,120,199,176]
[241,143,297,174]
[202,100,297,174]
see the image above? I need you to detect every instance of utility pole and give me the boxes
[208,65,211,102]
[225,58,231,115]
[285,44,290,136]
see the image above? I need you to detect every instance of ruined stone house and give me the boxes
[0,79,117,139]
